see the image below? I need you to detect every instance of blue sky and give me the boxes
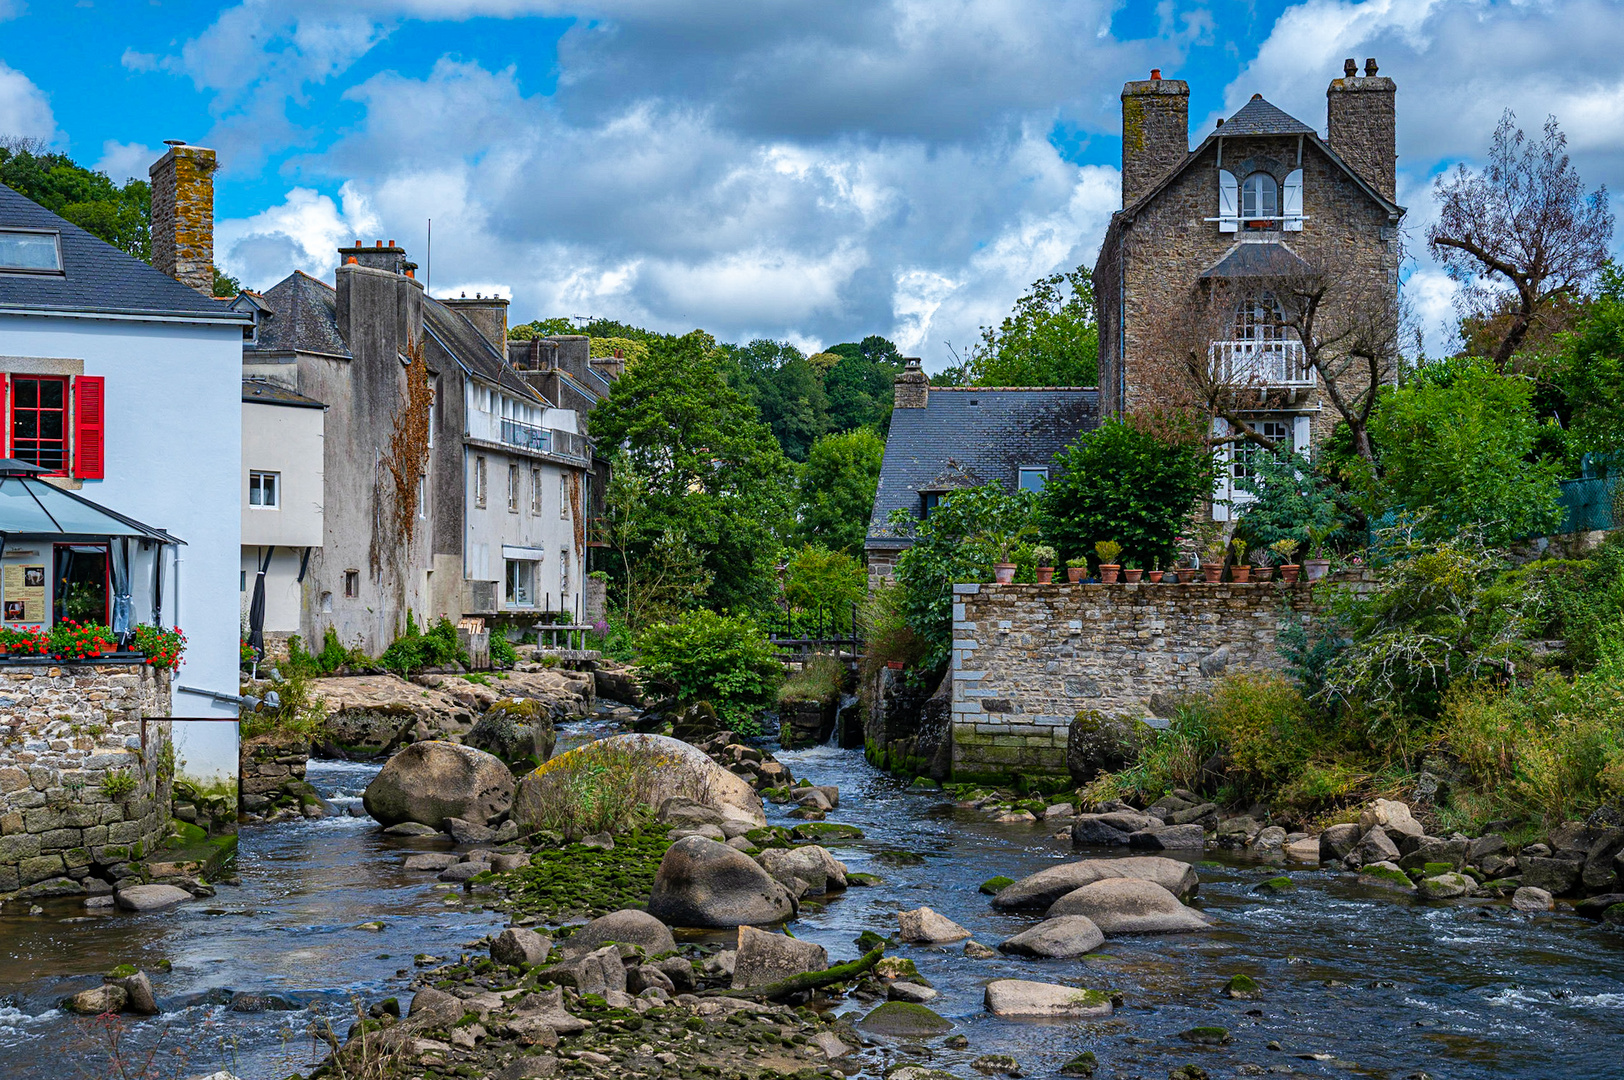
[3,1,1623,365]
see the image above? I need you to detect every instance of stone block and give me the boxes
[106,820,142,844]
[18,854,66,885]
[38,828,82,852]
[0,833,43,862]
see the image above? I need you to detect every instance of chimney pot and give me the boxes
[375,240,383,248]
[1216,117,1224,128]
[405,268,414,278]
[148,142,217,295]
[1150,68,1161,79]
[163,138,185,147]
[1344,58,1357,78]
[346,256,357,264]
[388,239,395,247]
[1364,57,1378,76]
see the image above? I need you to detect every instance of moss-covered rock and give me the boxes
[790,822,865,842]
[857,1001,953,1036]
[979,876,1015,895]
[1178,1026,1231,1045]
[1060,1052,1098,1077]
[1253,876,1295,895]
[1223,973,1261,1000]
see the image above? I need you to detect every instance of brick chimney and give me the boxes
[1326,57,1397,201]
[1120,70,1189,206]
[149,141,217,295]
[442,292,511,360]
[893,357,929,409]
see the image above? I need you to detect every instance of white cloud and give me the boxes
[216,184,383,288]
[94,140,155,183]
[0,60,55,143]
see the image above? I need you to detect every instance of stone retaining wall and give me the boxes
[950,581,1320,780]
[238,732,312,819]
[0,663,173,900]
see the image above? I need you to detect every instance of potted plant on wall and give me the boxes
[987,523,1038,584]
[1229,538,1251,582]
[1032,545,1057,584]
[1201,534,1228,583]
[1065,557,1088,584]
[1271,538,1302,582]
[1250,546,1275,582]
[1121,557,1143,584]
[1094,540,1123,583]
[1303,526,1333,581]
[1146,555,1163,584]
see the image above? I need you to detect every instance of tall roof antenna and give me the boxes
[426,218,432,295]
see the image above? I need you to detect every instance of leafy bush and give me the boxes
[783,544,866,615]
[490,633,519,669]
[1369,358,1564,544]
[286,627,368,677]
[377,615,468,677]
[1519,534,1624,670]
[240,668,329,740]
[634,609,781,732]
[1233,449,1345,551]
[515,738,712,838]
[1081,700,1216,806]
[1205,672,1325,800]
[779,653,845,704]
[1039,415,1217,569]
[891,483,1038,673]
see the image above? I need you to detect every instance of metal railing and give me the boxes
[1555,474,1620,534]
[1208,339,1314,388]
[499,419,591,462]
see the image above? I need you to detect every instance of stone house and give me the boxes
[1094,60,1405,519]
[864,359,1099,583]
[236,243,592,654]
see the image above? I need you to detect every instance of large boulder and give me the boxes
[731,925,827,989]
[465,699,557,767]
[362,741,514,830]
[997,916,1104,959]
[1128,824,1204,851]
[647,837,795,928]
[65,984,128,1015]
[491,928,552,967]
[857,1001,954,1036]
[1360,799,1423,841]
[897,906,972,943]
[513,734,765,832]
[992,857,1200,911]
[756,845,848,897]
[1065,711,1144,784]
[1047,878,1213,933]
[983,980,1113,1019]
[1352,827,1401,866]
[1581,828,1624,891]
[1071,812,1159,847]
[114,884,194,912]
[560,909,676,958]
[1319,823,1362,863]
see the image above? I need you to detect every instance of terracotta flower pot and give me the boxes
[1254,566,1274,582]
[1176,568,1200,583]
[886,660,905,671]
[1036,567,1054,584]
[1146,570,1163,583]
[1304,558,1332,581]
[1230,565,1251,583]
[1066,567,1085,583]
[994,563,1017,583]
[1122,568,1143,583]
[1202,565,1224,583]
[1280,564,1301,583]
[1099,564,1120,584]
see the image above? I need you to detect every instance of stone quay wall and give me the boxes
[0,662,174,900]
[950,581,1319,780]
[238,732,311,819]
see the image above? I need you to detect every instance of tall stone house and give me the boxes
[235,238,594,655]
[1094,60,1404,519]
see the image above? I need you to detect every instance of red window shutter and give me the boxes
[73,375,105,479]
[0,376,8,459]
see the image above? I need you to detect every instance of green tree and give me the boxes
[953,265,1098,387]
[1370,358,1564,544]
[891,484,1039,672]
[590,331,795,612]
[782,544,866,615]
[797,427,885,553]
[1552,262,1624,458]
[634,609,782,734]
[824,335,902,434]
[1038,416,1218,570]
[0,139,151,261]
[1234,449,1345,552]
[721,339,829,461]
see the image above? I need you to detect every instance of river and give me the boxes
[2,725,1621,1079]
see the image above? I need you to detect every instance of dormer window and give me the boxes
[1241,173,1278,225]
[0,228,63,273]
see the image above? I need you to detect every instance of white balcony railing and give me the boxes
[1208,339,1314,389]
[500,419,591,462]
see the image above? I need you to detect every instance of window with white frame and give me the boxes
[1017,467,1048,493]
[1231,420,1292,480]
[473,455,487,508]
[0,228,62,272]
[559,474,570,519]
[508,463,520,513]
[505,559,535,607]
[418,474,427,519]
[249,470,280,508]
[531,467,542,514]
[1241,172,1278,223]
[1233,294,1287,342]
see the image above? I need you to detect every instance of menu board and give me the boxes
[2,564,46,623]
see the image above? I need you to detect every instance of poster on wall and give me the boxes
[1,564,47,623]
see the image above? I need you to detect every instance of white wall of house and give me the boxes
[0,313,244,784]
[241,397,323,635]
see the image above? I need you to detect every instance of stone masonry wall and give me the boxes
[950,581,1317,780]
[0,663,173,900]
[149,144,217,295]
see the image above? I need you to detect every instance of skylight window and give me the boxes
[0,229,62,273]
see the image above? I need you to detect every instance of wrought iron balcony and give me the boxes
[500,419,591,462]
[1208,339,1314,389]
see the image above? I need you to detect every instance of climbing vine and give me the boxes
[385,337,435,546]
[570,471,585,554]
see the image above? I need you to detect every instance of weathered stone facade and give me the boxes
[0,662,173,900]
[949,581,1318,780]
[149,143,217,295]
[237,731,314,820]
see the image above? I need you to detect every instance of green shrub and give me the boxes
[1081,700,1215,806]
[1520,534,1624,670]
[1206,672,1325,799]
[515,738,712,837]
[779,653,845,704]
[633,609,781,733]
[490,633,519,669]
[1039,414,1217,570]
[783,544,866,615]
[240,668,329,739]
[378,615,468,677]
[100,769,137,800]
[1233,449,1346,552]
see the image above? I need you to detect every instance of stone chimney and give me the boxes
[149,141,217,295]
[893,357,929,409]
[1326,57,1397,201]
[442,293,510,359]
[1120,70,1189,206]
[335,240,423,352]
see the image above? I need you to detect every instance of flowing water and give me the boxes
[2,724,1621,1080]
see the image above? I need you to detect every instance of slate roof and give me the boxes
[866,387,1100,549]
[1199,238,1317,279]
[1218,95,1317,137]
[242,378,325,409]
[423,299,550,406]
[246,272,351,356]
[0,182,249,323]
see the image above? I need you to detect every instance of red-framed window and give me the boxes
[0,373,104,478]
